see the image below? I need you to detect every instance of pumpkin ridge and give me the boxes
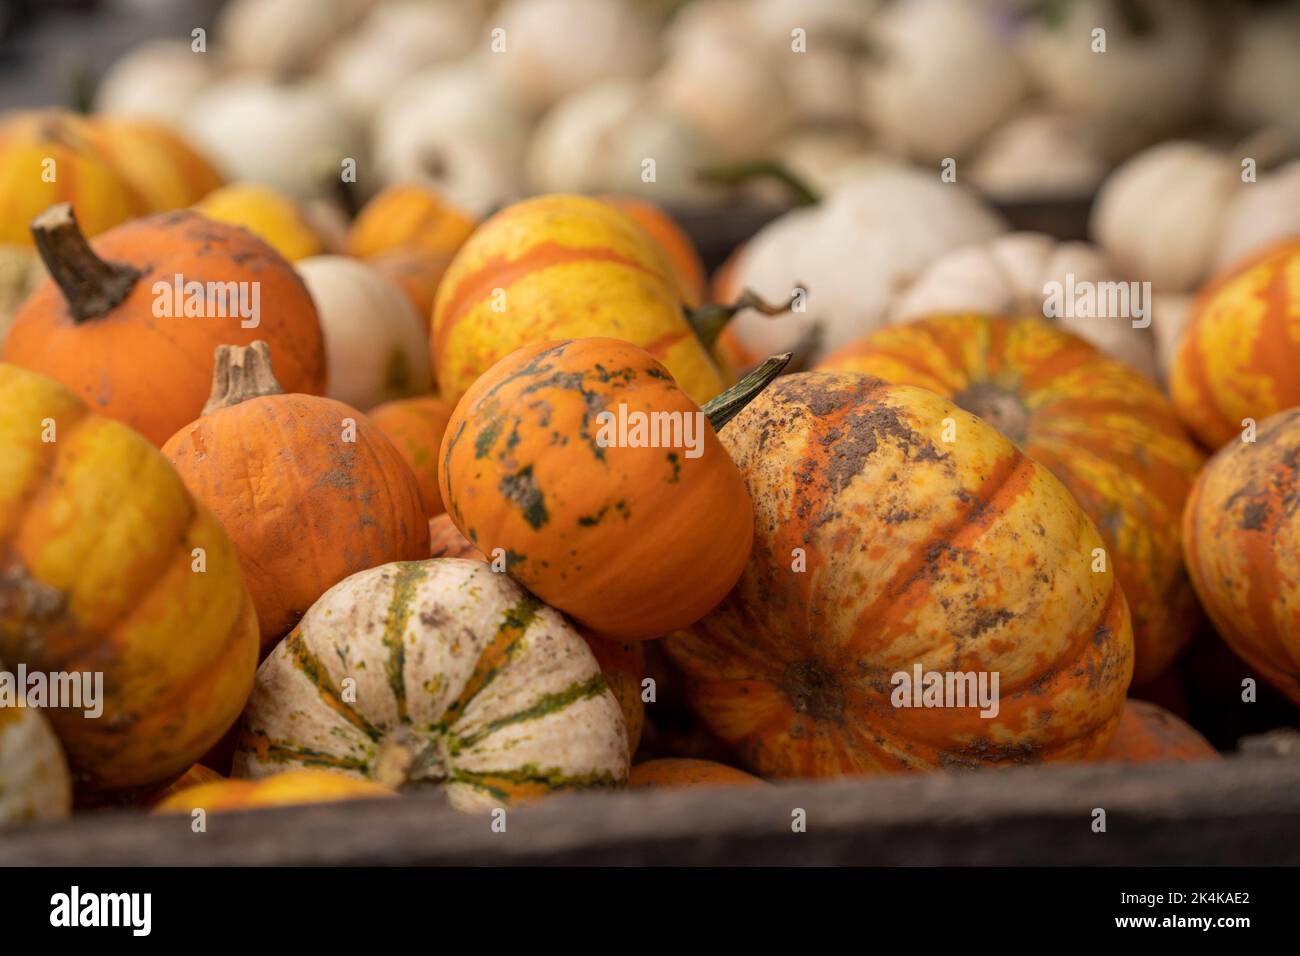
[453,672,607,751]
[1248,256,1300,414]
[440,593,542,725]
[239,730,371,774]
[380,561,428,725]
[0,398,91,540]
[285,629,385,743]
[449,763,624,802]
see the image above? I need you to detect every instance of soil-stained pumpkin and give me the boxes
[233,559,629,811]
[368,395,454,520]
[818,315,1204,686]
[1171,239,1300,449]
[3,205,326,446]
[0,362,258,797]
[439,338,772,640]
[162,342,429,649]
[666,371,1134,778]
[628,757,764,789]
[1183,407,1300,704]
[155,768,393,814]
[1097,700,1218,763]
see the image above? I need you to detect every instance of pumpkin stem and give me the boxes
[202,341,285,414]
[702,351,792,432]
[373,726,447,791]
[686,286,802,350]
[698,160,821,207]
[30,203,140,324]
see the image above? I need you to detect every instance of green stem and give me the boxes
[687,286,802,350]
[698,160,821,207]
[702,352,792,432]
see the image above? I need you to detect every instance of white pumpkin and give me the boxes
[1090,140,1242,293]
[0,701,73,824]
[93,39,216,128]
[858,0,1027,163]
[296,256,432,410]
[487,0,658,110]
[373,59,531,216]
[215,0,362,78]
[526,81,717,202]
[233,559,629,811]
[1149,293,1194,390]
[184,79,364,201]
[319,0,484,118]
[891,232,1159,380]
[0,245,45,350]
[1213,160,1300,273]
[767,127,898,201]
[968,111,1110,200]
[1220,6,1300,151]
[720,165,1007,363]
[1017,0,1212,139]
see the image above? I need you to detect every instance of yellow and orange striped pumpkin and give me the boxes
[818,315,1204,685]
[603,196,707,307]
[1171,239,1300,449]
[666,371,1134,778]
[1183,407,1300,705]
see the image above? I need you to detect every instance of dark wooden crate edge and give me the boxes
[3,755,1298,866]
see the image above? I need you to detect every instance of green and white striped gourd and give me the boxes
[233,558,629,811]
[0,696,73,824]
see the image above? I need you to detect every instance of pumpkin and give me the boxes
[215,0,362,78]
[1170,240,1300,449]
[580,631,646,754]
[605,196,707,307]
[155,769,393,814]
[1213,160,1300,273]
[1182,407,1300,705]
[94,39,217,127]
[0,110,146,246]
[368,396,454,520]
[368,250,448,324]
[0,692,73,823]
[85,117,223,212]
[3,205,327,446]
[439,339,785,640]
[0,244,44,349]
[1150,293,1194,389]
[628,758,764,789]
[428,513,484,560]
[1090,141,1241,294]
[968,111,1109,201]
[1219,5,1300,151]
[890,233,1159,381]
[434,196,706,404]
[233,558,629,810]
[1097,701,1218,764]
[297,255,433,410]
[162,342,429,649]
[0,362,259,797]
[152,763,225,805]
[665,371,1134,777]
[346,183,476,262]
[193,183,329,261]
[818,315,1203,686]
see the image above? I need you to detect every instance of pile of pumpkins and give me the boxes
[1,6,1299,827]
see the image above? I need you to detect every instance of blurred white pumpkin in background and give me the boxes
[1149,293,1193,389]
[215,0,364,78]
[1220,5,1300,151]
[93,38,216,127]
[969,111,1110,200]
[185,78,364,201]
[662,0,759,58]
[527,81,716,203]
[891,232,1158,380]
[372,58,531,215]
[859,0,1027,163]
[1017,0,1212,143]
[1213,160,1300,273]
[1090,140,1242,293]
[296,255,432,411]
[768,126,899,200]
[319,0,484,118]
[719,166,1007,363]
[487,0,659,110]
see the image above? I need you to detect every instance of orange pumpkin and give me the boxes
[818,315,1205,686]
[628,758,765,789]
[346,182,476,261]
[3,205,326,446]
[439,338,786,640]
[154,769,394,814]
[1097,701,1218,763]
[1171,239,1300,449]
[604,196,706,306]
[152,763,225,804]
[162,342,429,649]
[666,371,1134,778]
[86,116,223,211]
[368,395,454,520]
[428,512,485,560]
[581,631,647,753]
[1183,407,1300,705]
[369,248,449,326]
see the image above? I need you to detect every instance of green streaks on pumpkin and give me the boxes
[438,594,541,727]
[450,764,624,802]
[383,562,429,725]
[474,414,503,459]
[239,730,371,773]
[286,630,384,742]
[454,673,607,750]
[498,464,548,529]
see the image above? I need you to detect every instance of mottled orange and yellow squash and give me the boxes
[346,182,476,261]
[628,758,765,789]
[666,371,1134,778]
[1171,240,1300,449]
[3,206,327,446]
[234,559,629,811]
[581,631,647,754]
[0,363,258,797]
[431,195,727,405]
[1097,701,1218,764]
[86,116,223,212]
[368,395,454,521]
[162,342,429,650]
[192,182,327,262]
[155,768,393,814]
[439,337,767,640]
[604,196,706,307]
[1183,407,1300,705]
[818,315,1204,686]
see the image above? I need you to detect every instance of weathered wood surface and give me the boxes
[4,755,1298,866]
